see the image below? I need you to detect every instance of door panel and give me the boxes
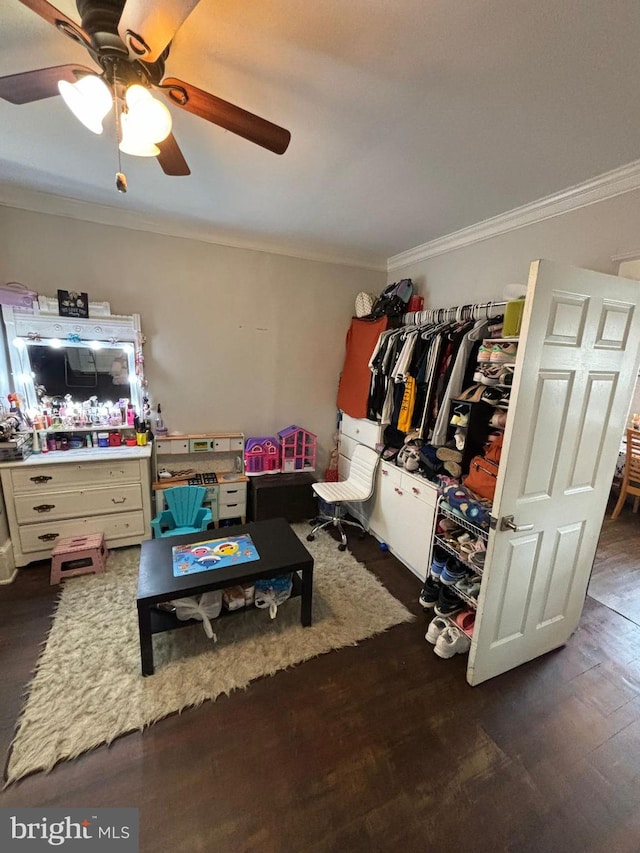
[468,260,640,685]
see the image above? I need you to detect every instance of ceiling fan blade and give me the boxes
[156,134,191,176]
[118,0,201,62]
[160,78,291,155]
[17,0,91,48]
[0,64,95,104]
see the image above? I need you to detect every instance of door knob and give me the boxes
[499,515,533,532]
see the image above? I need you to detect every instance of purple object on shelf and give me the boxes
[0,282,37,309]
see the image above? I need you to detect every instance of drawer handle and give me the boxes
[38,532,59,542]
[382,469,388,476]
[30,475,53,484]
[412,487,420,495]
[33,504,55,513]
[225,503,239,508]
[225,489,239,495]
[394,487,403,495]
[111,497,127,504]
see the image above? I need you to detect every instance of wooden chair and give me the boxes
[151,485,212,537]
[611,429,640,519]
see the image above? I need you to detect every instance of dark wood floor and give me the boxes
[2,519,640,853]
[589,506,640,625]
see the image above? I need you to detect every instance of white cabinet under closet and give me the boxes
[338,414,438,581]
[368,461,438,581]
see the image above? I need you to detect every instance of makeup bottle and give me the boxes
[126,403,135,426]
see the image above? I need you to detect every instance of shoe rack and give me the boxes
[431,498,488,612]
[446,336,519,475]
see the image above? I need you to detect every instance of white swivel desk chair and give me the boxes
[307,444,380,551]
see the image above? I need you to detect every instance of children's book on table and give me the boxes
[172,534,260,577]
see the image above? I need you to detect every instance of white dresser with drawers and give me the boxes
[0,446,152,567]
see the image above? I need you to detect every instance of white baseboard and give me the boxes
[0,538,17,585]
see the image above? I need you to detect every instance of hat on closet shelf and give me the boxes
[355,292,375,318]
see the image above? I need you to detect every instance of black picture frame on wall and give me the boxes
[57,289,89,318]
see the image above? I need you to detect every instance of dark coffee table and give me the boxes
[136,517,314,676]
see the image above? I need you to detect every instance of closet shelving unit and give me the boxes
[431,496,489,611]
[378,261,640,685]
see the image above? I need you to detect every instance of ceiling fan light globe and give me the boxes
[119,114,160,157]
[58,75,112,135]
[126,93,172,143]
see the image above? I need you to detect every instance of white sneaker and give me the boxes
[425,615,450,644]
[434,625,472,659]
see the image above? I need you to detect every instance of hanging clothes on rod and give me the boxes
[402,300,507,327]
[367,300,507,445]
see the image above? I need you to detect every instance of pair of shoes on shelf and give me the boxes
[499,364,515,386]
[440,560,470,586]
[488,342,518,363]
[455,575,482,599]
[425,614,473,657]
[434,584,465,617]
[454,429,465,451]
[473,365,502,385]
[480,386,502,406]
[467,551,486,572]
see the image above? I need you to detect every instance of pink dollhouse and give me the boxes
[277,425,317,473]
[244,437,281,476]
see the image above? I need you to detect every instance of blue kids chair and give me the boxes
[151,485,213,538]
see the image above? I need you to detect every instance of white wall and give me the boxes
[389,188,640,306]
[0,206,385,471]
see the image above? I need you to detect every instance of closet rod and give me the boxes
[402,299,507,326]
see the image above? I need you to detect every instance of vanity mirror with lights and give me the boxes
[0,297,152,567]
[2,296,144,423]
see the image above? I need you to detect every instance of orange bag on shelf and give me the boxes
[462,435,504,502]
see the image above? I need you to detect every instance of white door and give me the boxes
[468,259,640,685]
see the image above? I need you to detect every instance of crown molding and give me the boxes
[388,159,640,273]
[0,183,386,273]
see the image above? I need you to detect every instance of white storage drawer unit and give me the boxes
[218,481,247,522]
[338,413,384,526]
[0,448,152,567]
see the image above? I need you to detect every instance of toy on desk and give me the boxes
[277,425,317,473]
[244,437,281,476]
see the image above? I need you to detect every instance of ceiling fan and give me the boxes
[0,0,292,191]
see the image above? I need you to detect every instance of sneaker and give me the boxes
[425,614,450,644]
[489,342,518,363]
[419,576,441,609]
[454,429,465,451]
[498,388,511,407]
[434,585,465,617]
[477,365,502,386]
[468,551,486,572]
[480,386,502,405]
[455,575,482,599]
[477,343,493,363]
[434,625,472,658]
[499,364,515,386]
[430,550,448,580]
[440,561,469,586]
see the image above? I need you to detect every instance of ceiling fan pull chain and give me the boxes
[111,63,127,194]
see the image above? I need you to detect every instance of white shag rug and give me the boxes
[6,524,413,784]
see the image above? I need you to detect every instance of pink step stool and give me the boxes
[50,533,109,585]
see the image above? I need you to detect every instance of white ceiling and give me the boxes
[2,0,640,268]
